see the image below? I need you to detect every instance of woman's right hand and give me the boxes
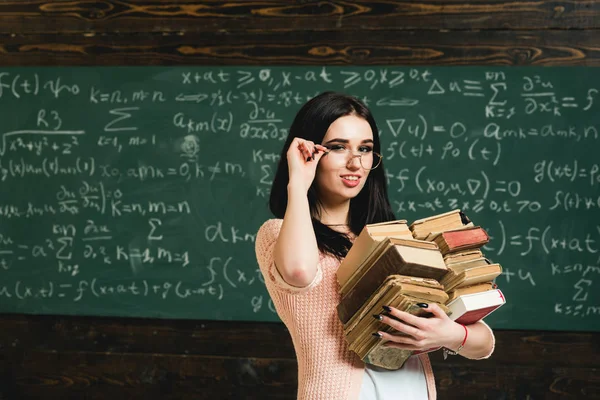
[287,138,328,192]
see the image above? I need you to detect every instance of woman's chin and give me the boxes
[333,185,364,200]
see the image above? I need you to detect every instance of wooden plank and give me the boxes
[434,365,600,399]
[3,351,298,400]
[0,314,295,359]
[1,315,599,368]
[1,29,600,66]
[0,1,599,34]
[3,349,600,399]
[429,329,600,368]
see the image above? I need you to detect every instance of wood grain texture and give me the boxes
[1,29,600,66]
[0,2,599,399]
[1,314,600,399]
[0,314,294,359]
[433,365,600,399]
[2,315,599,367]
[0,1,599,34]
[5,352,298,399]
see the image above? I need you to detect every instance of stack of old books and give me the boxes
[336,210,504,370]
[336,219,451,370]
[344,275,450,370]
[410,210,503,302]
[336,219,415,295]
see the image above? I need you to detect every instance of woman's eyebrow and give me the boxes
[323,138,374,145]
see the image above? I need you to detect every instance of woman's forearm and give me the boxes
[455,321,495,359]
[273,181,320,287]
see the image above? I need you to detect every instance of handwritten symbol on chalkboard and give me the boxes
[180,135,200,158]
[0,130,85,157]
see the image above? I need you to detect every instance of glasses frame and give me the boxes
[324,149,383,171]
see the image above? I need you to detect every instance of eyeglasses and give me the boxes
[323,146,383,171]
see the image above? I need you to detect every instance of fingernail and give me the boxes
[372,332,382,338]
[372,314,383,321]
[306,157,311,162]
[382,305,391,312]
[417,303,429,308]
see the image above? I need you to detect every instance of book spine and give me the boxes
[338,249,402,324]
[444,228,489,250]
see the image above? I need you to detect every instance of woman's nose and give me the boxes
[346,154,362,169]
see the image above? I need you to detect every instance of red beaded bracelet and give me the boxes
[443,324,468,360]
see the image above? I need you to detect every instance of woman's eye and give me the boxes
[359,147,373,153]
[328,145,346,152]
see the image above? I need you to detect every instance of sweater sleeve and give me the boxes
[255,218,323,294]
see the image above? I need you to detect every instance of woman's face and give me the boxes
[315,114,375,205]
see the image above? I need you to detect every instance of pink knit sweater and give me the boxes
[256,219,496,400]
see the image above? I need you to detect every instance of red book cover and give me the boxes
[442,227,490,251]
[454,304,502,325]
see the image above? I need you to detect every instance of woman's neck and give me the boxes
[317,201,350,226]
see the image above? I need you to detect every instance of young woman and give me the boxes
[255,92,495,400]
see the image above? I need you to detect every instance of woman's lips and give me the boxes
[341,175,361,188]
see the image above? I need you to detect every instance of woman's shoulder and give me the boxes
[257,218,283,234]
[256,218,283,243]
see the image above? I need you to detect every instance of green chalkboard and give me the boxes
[0,66,598,332]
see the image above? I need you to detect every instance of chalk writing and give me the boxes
[0,66,598,329]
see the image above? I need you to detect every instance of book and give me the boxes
[443,256,491,274]
[409,209,472,240]
[337,220,413,290]
[412,288,506,357]
[340,237,441,295]
[337,274,448,325]
[345,293,449,370]
[340,239,389,296]
[340,238,447,312]
[441,263,503,292]
[423,224,477,241]
[447,288,506,325]
[343,275,449,344]
[339,211,505,369]
[362,301,438,370]
[444,249,484,266]
[363,344,415,371]
[430,226,490,255]
[344,287,429,348]
[446,282,495,303]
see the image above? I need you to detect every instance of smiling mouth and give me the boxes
[340,175,361,187]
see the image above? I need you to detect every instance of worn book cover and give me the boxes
[441,263,502,292]
[445,257,491,272]
[350,297,450,370]
[337,219,412,290]
[340,239,447,320]
[432,226,490,255]
[444,249,484,265]
[338,274,447,325]
[373,239,448,280]
[409,209,472,240]
[340,237,441,296]
[423,223,476,241]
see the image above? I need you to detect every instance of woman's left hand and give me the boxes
[374,303,465,352]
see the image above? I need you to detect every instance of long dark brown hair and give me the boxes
[269,92,395,258]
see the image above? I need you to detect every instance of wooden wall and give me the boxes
[1,1,599,399]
